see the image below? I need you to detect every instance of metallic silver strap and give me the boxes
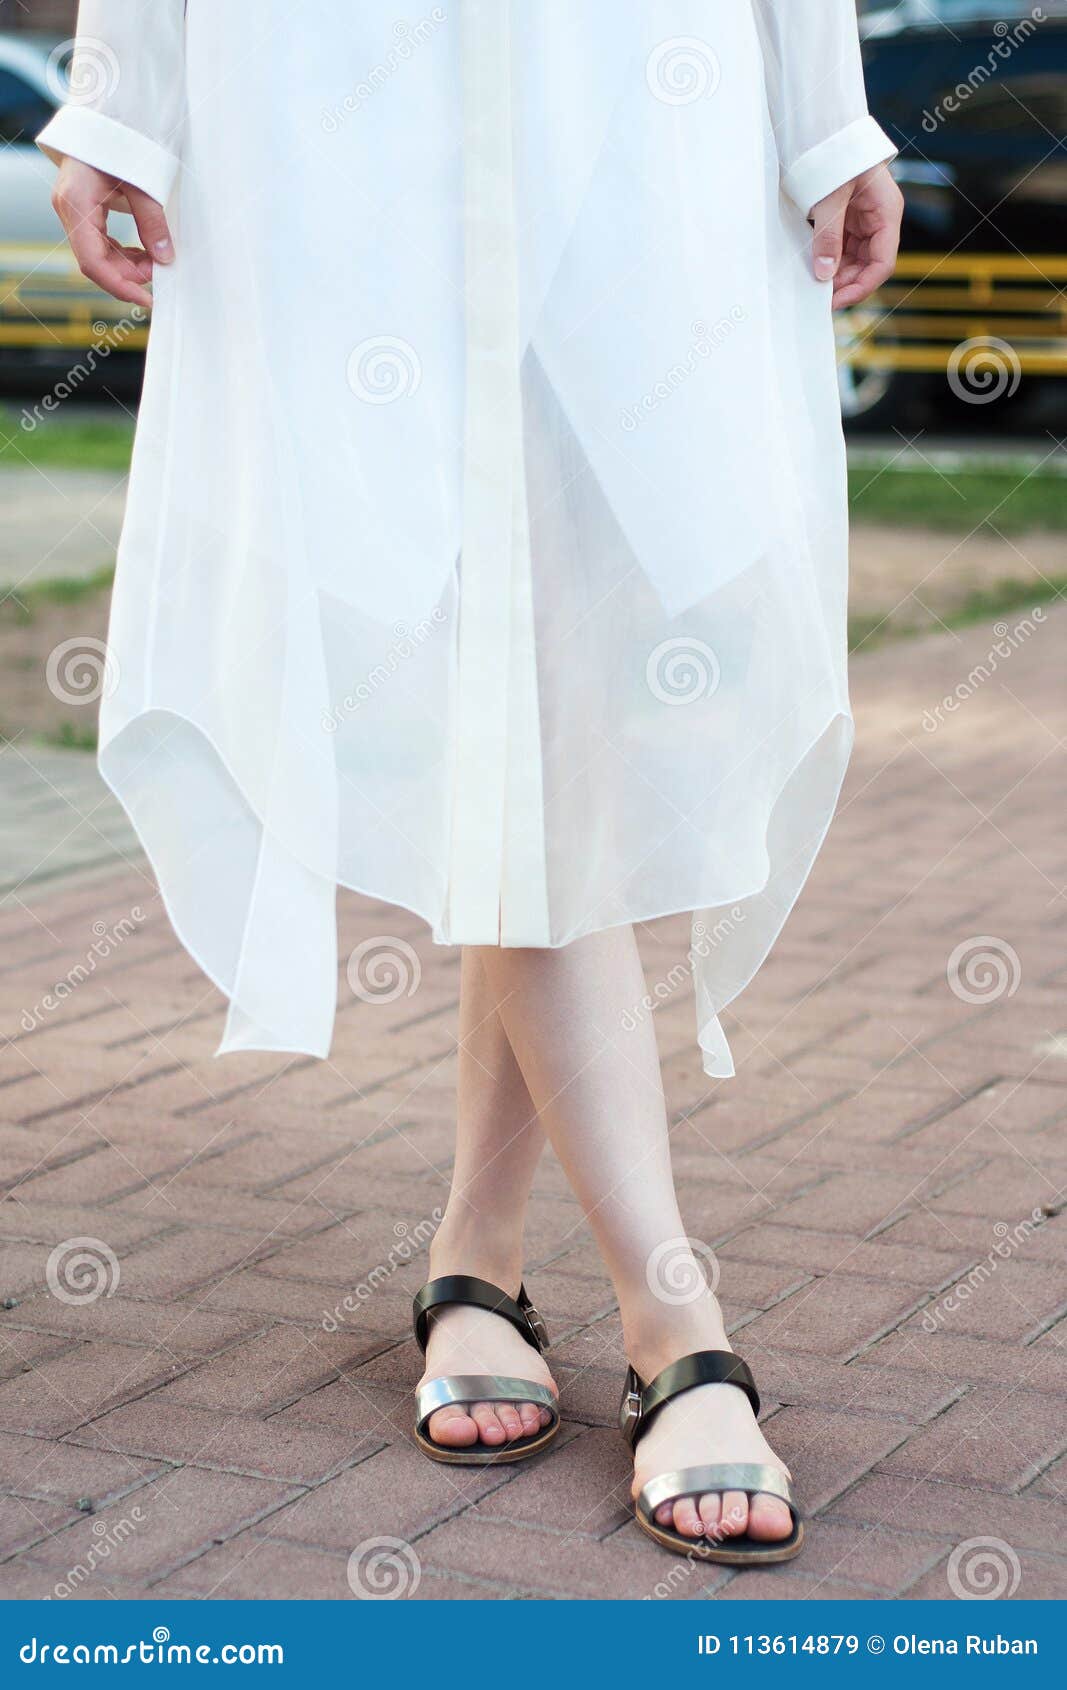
[638,1463,796,1527]
[415,1374,559,1435]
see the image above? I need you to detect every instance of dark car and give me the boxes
[841,0,1067,426]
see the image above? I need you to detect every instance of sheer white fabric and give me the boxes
[39,2,895,1074]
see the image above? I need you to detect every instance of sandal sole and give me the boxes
[414,1418,559,1466]
[636,1512,804,1565]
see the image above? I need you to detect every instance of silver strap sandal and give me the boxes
[622,1351,803,1563]
[412,1275,560,1466]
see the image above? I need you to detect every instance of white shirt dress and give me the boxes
[39,1,895,1074]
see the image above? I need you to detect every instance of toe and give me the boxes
[426,1404,479,1448]
[747,1493,794,1543]
[518,1402,542,1436]
[719,1491,749,1538]
[655,1502,675,1526]
[496,1402,524,1441]
[698,1491,723,1539]
[672,1497,704,1539]
[471,1402,507,1445]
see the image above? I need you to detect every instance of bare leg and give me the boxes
[420,948,556,1450]
[476,928,792,1544]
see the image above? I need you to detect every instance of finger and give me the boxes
[126,186,175,265]
[813,198,849,284]
[69,223,154,310]
[833,256,897,311]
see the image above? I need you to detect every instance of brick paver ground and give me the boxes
[0,604,1065,1601]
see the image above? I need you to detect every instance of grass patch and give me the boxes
[0,406,134,473]
[849,462,1067,533]
[44,721,98,753]
[1,565,115,624]
[849,573,1066,652]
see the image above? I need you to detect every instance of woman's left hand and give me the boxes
[811,164,904,310]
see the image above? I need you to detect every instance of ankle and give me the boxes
[428,1206,525,1294]
[619,1288,730,1382]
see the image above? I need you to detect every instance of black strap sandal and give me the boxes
[412,1274,560,1466]
[620,1349,803,1564]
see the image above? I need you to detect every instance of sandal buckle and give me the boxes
[523,1301,550,1352]
[619,1387,643,1443]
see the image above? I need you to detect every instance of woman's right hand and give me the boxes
[51,157,174,312]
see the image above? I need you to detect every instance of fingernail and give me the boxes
[815,256,837,282]
[153,238,174,261]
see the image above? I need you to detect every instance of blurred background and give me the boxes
[0,0,1064,856]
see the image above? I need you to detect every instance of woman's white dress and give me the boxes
[39,2,895,1074]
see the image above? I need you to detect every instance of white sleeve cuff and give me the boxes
[37,106,180,206]
[782,114,897,220]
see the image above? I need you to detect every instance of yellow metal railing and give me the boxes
[837,253,1067,377]
[0,242,150,351]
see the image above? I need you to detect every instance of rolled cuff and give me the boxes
[37,106,180,206]
[782,114,897,219]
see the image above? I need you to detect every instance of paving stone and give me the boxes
[825,1471,1067,1555]
[0,1427,166,1508]
[875,1389,1067,1490]
[737,1277,925,1361]
[265,1443,508,1549]
[477,1427,631,1535]
[3,1293,256,1357]
[156,1534,356,1600]
[904,1550,1067,1601]
[70,1398,382,1485]
[149,1326,391,1415]
[25,1466,300,1582]
[0,1341,188,1436]
[0,1492,80,1557]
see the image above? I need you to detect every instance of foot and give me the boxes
[419,1297,558,1451]
[628,1305,793,1546]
